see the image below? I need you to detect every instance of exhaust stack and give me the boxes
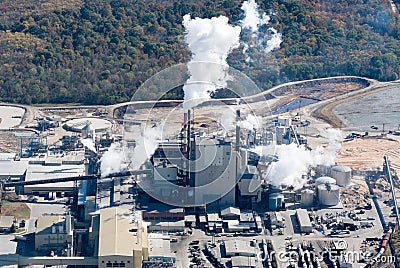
[236,109,241,151]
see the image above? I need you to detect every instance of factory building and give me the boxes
[96,207,149,268]
[0,216,15,233]
[23,163,85,195]
[34,214,73,256]
[296,209,312,233]
[0,159,28,182]
[237,165,262,207]
[225,240,256,257]
[193,138,240,206]
[220,207,241,220]
[231,256,256,268]
[147,110,255,208]
[146,233,176,266]
[142,206,184,221]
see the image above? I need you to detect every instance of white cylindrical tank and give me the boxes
[315,164,331,176]
[331,165,352,186]
[318,184,340,206]
[300,189,314,208]
[315,176,336,186]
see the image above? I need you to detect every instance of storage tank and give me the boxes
[269,194,278,210]
[269,193,284,210]
[318,184,340,206]
[300,189,314,208]
[331,165,352,186]
[315,176,336,186]
[315,164,331,176]
[277,194,284,208]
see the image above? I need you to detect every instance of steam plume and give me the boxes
[100,125,163,177]
[238,114,263,130]
[240,0,282,61]
[100,142,125,177]
[264,128,343,189]
[182,15,241,110]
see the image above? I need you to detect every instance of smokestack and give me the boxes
[236,109,241,151]
[180,111,191,186]
[187,110,191,155]
[183,112,188,130]
[186,110,191,185]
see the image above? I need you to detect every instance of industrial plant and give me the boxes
[0,71,400,268]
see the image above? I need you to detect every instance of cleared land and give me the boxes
[336,137,400,175]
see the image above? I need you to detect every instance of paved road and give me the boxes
[0,235,17,254]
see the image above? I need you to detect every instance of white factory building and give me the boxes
[0,151,86,195]
[93,207,149,268]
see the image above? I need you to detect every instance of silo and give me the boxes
[315,164,331,176]
[331,165,352,186]
[269,193,283,210]
[318,184,340,206]
[276,194,284,208]
[300,189,315,208]
[315,176,336,186]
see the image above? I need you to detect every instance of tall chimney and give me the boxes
[235,109,241,151]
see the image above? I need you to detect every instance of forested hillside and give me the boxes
[0,0,399,104]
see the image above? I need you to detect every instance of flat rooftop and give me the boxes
[0,160,28,177]
[98,207,147,257]
[25,164,85,189]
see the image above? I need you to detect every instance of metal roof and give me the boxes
[0,160,28,177]
[0,216,14,228]
[221,207,241,217]
[225,240,256,256]
[98,207,147,257]
[231,256,256,267]
[207,213,222,222]
[147,233,175,259]
[24,164,85,189]
[35,215,71,235]
[331,165,351,172]
[296,209,312,228]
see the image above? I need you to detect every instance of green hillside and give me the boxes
[0,0,399,104]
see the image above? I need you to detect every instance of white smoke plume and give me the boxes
[100,125,163,177]
[130,126,163,171]
[241,0,270,32]
[182,14,241,110]
[240,0,282,61]
[100,142,125,177]
[219,108,237,137]
[264,128,343,189]
[238,114,263,130]
[81,138,96,153]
